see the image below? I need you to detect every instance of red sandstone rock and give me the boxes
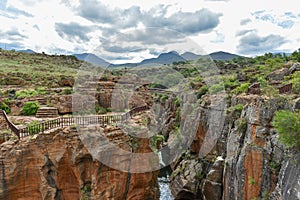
[0,126,159,200]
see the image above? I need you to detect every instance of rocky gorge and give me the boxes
[1,49,300,200]
[1,92,299,200]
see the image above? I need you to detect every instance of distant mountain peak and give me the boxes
[18,49,36,54]
[168,51,179,55]
[180,52,201,61]
[209,51,242,60]
[73,53,110,67]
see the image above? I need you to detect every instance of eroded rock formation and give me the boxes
[169,95,300,200]
[0,126,159,200]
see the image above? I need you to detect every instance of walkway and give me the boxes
[0,106,149,139]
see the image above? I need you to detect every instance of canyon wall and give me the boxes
[169,94,300,200]
[0,126,159,200]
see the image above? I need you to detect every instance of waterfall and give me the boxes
[158,151,166,167]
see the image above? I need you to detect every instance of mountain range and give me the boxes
[74,51,242,67]
[17,49,243,67]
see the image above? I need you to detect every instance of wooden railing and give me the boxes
[0,105,149,139]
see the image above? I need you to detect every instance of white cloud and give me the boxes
[0,0,299,61]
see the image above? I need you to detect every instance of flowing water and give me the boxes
[158,165,174,200]
[158,175,173,200]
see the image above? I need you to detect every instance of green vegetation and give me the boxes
[150,134,165,150]
[196,171,204,181]
[209,83,224,94]
[95,105,112,114]
[272,110,300,149]
[80,185,91,200]
[15,88,47,98]
[248,176,257,185]
[173,97,181,107]
[261,85,279,97]
[62,88,73,95]
[160,94,168,103]
[21,101,40,116]
[197,85,208,99]
[0,99,11,114]
[233,83,250,95]
[227,104,244,119]
[0,49,99,88]
[289,71,300,94]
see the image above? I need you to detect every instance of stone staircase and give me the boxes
[36,107,59,118]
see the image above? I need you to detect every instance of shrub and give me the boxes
[227,104,244,119]
[161,95,168,103]
[21,101,40,116]
[209,83,224,94]
[197,85,208,99]
[173,97,181,107]
[150,134,165,149]
[233,83,250,95]
[272,110,300,149]
[95,105,107,114]
[261,85,279,97]
[236,118,248,133]
[16,89,38,98]
[62,88,73,95]
[223,76,239,90]
[0,101,11,114]
[290,71,300,94]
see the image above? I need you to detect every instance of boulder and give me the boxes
[266,68,288,81]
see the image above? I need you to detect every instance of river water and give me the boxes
[158,165,174,200]
[158,175,174,200]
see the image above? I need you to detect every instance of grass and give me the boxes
[0,49,99,87]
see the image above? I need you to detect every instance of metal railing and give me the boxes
[0,105,149,139]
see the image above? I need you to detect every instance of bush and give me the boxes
[209,83,224,94]
[173,97,181,107]
[96,105,107,114]
[62,88,73,95]
[223,76,239,90]
[227,104,244,118]
[261,85,279,97]
[272,110,300,149]
[160,95,168,103]
[21,101,40,116]
[233,83,250,95]
[0,101,11,114]
[197,85,208,99]
[290,71,300,94]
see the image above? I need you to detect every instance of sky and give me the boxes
[0,0,300,63]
